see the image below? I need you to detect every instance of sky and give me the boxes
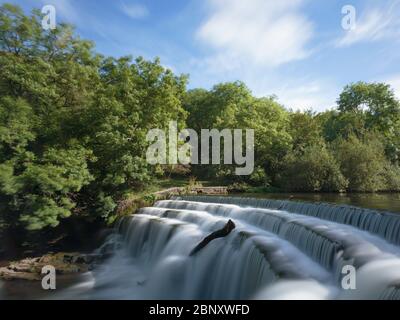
[3,0,400,111]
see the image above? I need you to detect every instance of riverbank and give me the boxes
[0,253,91,281]
[0,183,228,282]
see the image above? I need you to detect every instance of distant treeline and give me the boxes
[185,81,400,194]
[1,4,400,235]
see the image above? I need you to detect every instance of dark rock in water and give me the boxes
[72,253,99,264]
[98,242,118,256]
[137,279,147,286]
[72,253,113,270]
[189,220,236,256]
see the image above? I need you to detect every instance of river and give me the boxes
[2,193,400,300]
[239,192,400,213]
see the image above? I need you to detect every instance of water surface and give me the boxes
[238,192,400,213]
[3,193,400,300]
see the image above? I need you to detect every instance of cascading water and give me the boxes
[56,196,400,300]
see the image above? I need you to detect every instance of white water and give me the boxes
[56,197,400,300]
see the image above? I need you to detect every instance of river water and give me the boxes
[2,193,400,300]
[239,192,400,213]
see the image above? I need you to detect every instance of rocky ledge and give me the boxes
[154,186,228,197]
[0,252,103,281]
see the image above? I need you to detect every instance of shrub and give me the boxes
[279,144,348,192]
[227,182,251,193]
[382,164,400,191]
[333,133,387,192]
[249,167,270,186]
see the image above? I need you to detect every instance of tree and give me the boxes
[0,4,100,231]
[184,82,291,182]
[0,4,188,232]
[81,56,188,220]
[279,144,347,192]
[288,110,322,152]
[319,110,367,142]
[337,82,400,162]
[333,133,389,192]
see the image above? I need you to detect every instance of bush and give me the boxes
[333,133,388,192]
[227,182,251,193]
[382,164,400,191]
[279,144,348,192]
[249,167,270,186]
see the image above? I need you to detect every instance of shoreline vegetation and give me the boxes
[2,4,400,269]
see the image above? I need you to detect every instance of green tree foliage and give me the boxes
[319,110,367,142]
[336,82,400,162]
[81,56,187,220]
[0,4,187,231]
[288,111,322,152]
[4,146,93,230]
[279,144,348,192]
[333,133,395,192]
[184,82,291,182]
[2,3,400,239]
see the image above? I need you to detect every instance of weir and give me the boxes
[56,197,400,300]
[176,196,400,246]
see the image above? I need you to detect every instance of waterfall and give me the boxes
[57,196,400,300]
[175,196,400,246]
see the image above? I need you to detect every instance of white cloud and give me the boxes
[121,2,149,19]
[196,0,313,69]
[267,81,339,112]
[336,1,400,47]
[384,75,400,99]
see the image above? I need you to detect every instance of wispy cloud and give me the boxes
[336,1,400,47]
[39,0,80,23]
[264,80,339,112]
[383,74,400,99]
[196,0,314,69]
[120,1,149,19]
[190,0,337,111]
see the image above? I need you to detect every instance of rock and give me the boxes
[98,242,117,256]
[71,253,105,265]
[137,280,147,286]
[0,252,91,281]
[0,267,41,281]
[189,219,236,256]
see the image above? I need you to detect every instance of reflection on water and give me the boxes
[238,193,400,213]
[0,273,88,300]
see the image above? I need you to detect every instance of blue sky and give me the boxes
[3,0,400,111]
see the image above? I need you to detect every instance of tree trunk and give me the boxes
[189,219,236,256]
